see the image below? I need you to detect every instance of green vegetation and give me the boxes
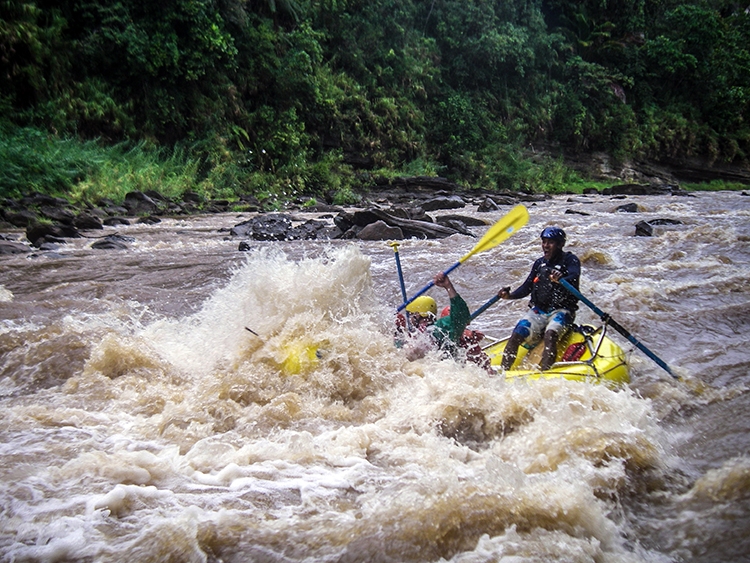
[1,0,748,207]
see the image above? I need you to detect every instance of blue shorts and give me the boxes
[512,307,573,349]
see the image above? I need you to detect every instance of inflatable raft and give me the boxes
[483,324,630,387]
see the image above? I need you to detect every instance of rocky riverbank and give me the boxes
[0,175,727,256]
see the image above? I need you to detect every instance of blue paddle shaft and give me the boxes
[559,279,675,378]
[393,251,408,303]
[470,295,500,321]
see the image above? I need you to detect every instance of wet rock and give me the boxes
[349,208,461,239]
[357,221,404,240]
[123,191,162,216]
[635,218,684,237]
[137,215,161,225]
[26,222,81,247]
[420,195,466,211]
[436,214,489,227]
[289,219,336,240]
[90,234,134,250]
[39,206,76,224]
[0,241,31,255]
[616,203,640,213]
[231,214,294,240]
[103,217,131,226]
[635,221,653,237]
[477,197,501,212]
[435,218,473,236]
[3,209,38,228]
[74,213,104,230]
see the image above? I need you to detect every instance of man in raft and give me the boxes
[496,226,581,371]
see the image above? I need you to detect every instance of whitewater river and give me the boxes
[1,191,749,563]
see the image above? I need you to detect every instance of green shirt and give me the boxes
[431,294,471,353]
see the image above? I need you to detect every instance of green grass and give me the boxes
[682,180,749,191]
[2,123,746,211]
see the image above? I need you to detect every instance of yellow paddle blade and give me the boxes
[459,204,529,263]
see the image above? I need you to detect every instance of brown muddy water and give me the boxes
[1,192,749,563]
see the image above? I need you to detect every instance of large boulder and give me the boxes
[357,221,404,240]
[123,191,163,216]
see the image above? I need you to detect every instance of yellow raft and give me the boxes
[483,324,630,387]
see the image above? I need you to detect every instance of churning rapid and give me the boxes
[1,191,749,563]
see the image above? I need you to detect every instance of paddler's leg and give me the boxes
[540,329,559,371]
[540,310,573,371]
[501,331,525,370]
[501,314,538,370]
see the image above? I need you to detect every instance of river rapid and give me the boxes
[1,191,749,563]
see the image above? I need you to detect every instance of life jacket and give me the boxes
[530,252,579,313]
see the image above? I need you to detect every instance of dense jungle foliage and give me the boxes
[1,0,749,206]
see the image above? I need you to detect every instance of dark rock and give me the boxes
[88,208,109,219]
[436,218,473,236]
[231,214,294,241]
[90,234,133,250]
[137,215,161,225]
[420,195,466,211]
[604,184,674,196]
[477,197,501,212]
[436,214,489,227]
[26,222,81,247]
[616,203,640,213]
[635,221,653,237]
[74,213,104,230]
[565,209,590,216]
[39,206,76,224]
[104,205,129,216]
[0,241,31,255]
[103,217,131,226]
[238,240,253,251]
[182,191,204,203]
[289,219,332,240]
[144,190,168,202]
[350,208,462,239]
[357,221,404,240]
[123,191,162,216]
[20,193,69,207]
[4,209,38,228]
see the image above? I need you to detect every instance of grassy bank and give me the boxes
[0,125,744,209]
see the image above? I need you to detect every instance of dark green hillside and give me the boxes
[1,0,748,205]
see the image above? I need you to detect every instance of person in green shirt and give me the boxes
[399,272,471,361]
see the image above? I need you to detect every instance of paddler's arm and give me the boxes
[433,273,470,343]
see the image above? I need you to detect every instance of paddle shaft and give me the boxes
[389,242,412,330]
[470,295,500,321]
[559,279,676,378]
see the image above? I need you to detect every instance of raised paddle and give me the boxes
[397,205,529,312]
[558,278,677,378]
[389,241,412,331]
